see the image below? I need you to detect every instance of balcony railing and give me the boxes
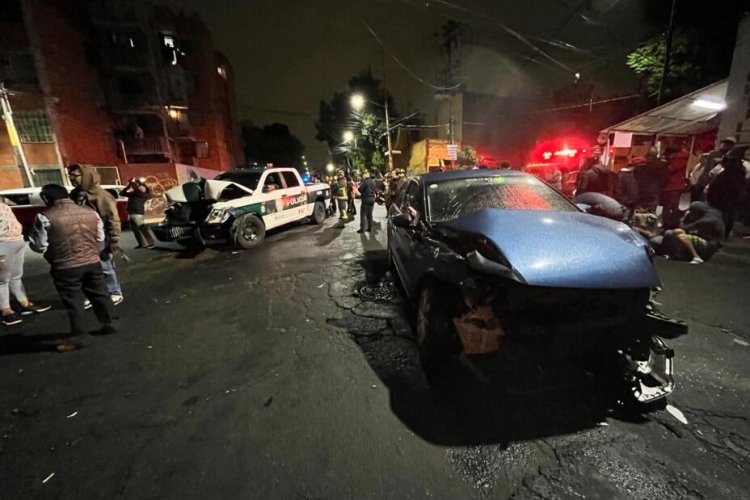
[120,136,171,157]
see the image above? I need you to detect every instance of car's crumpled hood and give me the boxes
[442,209,660,289]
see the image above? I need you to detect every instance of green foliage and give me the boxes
[241,122,304,168]
[627,32,698,99]
[458,145,477,168]
[315,67,396,175]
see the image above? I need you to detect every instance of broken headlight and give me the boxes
[206,208,230,225]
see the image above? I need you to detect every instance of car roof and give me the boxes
[417,169,529,184]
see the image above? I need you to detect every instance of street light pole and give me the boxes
[384,95,394,173]
[656,0,677,106]
[0,82,34,187]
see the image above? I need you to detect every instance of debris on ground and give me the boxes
[358,279,397,302]
[42,472,55,484]
[66,411,78,419]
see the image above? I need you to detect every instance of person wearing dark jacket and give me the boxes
[120,177,155,249]
[29,184,116,351]
[660,202,725,265]
[576,161,609,195]
[356,171,377,233]
[615,165,639,223]
[635,149,667,211]
[694,137,736,200]
[706,146,748,239]
[68,165,124,304]
[660,147,689,229]
[573,192,626,222]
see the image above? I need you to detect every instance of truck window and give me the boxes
[282,171,300,188]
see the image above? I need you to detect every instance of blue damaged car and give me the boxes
[387,169,685,407]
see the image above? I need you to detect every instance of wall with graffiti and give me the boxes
[118,163,225,222]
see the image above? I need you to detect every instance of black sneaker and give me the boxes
[2,313,23,326]
[19,303,52,316]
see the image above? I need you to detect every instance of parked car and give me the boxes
[0,185,129,234]
[387,169,685,408]
[149,168,330,249]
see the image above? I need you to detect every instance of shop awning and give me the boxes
[602,79,728,136]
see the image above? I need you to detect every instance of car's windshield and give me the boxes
[214,171,262,191]
[427,175,576,222]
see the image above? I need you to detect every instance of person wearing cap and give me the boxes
[695,137,737,200]
[499,161,512,170]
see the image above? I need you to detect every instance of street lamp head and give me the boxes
[326,163,335,174]
[350,94,366,111]
[343,130,355,143]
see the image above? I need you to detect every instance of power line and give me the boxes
[359,16,461,91]
[540,93,640,113]
[415,0,575,73]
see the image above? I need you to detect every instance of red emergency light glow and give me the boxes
[555,148,578,158]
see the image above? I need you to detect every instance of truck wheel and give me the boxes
[311,201,326,224]
[416,282,462,384]
[232,214,265,249]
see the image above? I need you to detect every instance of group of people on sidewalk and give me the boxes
[574,137,749,265]
[0,165,156,351]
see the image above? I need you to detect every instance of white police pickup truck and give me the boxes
[151,168,330,249]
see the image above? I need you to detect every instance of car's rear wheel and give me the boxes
[416,281,462,383]
[232,214,265,249]
[311,201,326,224]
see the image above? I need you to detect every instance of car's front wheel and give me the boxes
[311,201,326,224]
[231,214,266,249]
[416,281,462,383]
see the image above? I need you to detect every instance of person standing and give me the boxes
[68,165,124,305]
[29,184,116,351]
[694,137,736,201]
[120,177,155,249]
[635,148,667,211]
[706,146,749,239]
[357,171,377,233]
[660,147,689,229]
[0,200,50,325]
[346,175,357,217]
[335,171,349,221]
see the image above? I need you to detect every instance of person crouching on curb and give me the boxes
[29,184,117,352]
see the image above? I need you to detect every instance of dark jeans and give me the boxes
[51,263,115,335]
[723,210,736,239]
[347,198,357,216]
[660,191,682,230]
[690,184,705,203]
[360,200,374,231]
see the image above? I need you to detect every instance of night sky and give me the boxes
[164,0,658,168]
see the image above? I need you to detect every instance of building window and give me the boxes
[32,168,64,186]
[217,65,227,79]
[14,110,54,143]
[195,140,209,158]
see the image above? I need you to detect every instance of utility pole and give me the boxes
[382,49,394,173]
[0,83,34,187]
[656,0,677,106]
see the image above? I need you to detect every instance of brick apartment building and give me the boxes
[0,0,244,193]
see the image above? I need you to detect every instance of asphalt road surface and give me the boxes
[1,204,749,499]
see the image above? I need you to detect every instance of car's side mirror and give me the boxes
[391,212,413,228]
